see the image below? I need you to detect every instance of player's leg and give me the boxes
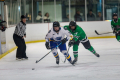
[13,34,24,60]
[72,40,80,63]
[50,41,59,64]
[82,40,100,57]
[59,43,73,64]
[73,44,78,63]
[115,34,120,42]
[21,38,28,59]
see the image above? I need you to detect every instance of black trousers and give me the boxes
[13,34,26,58]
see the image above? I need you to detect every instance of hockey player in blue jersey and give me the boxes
[45,21,74,65]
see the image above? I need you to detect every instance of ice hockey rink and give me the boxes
[0,38,120,80]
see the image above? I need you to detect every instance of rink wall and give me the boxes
[0,21,115,59]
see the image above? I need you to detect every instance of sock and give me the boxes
[73,51,78,58]
[73,44,78,58]
[64,53,72,62]
[53,52,59,58]
[88,46,96,54]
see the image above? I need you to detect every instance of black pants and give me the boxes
[13,34,26,58]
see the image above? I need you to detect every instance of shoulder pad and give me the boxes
[64,27,68,30]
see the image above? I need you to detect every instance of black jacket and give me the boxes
[87,13,95,21]
[74,14,82,21]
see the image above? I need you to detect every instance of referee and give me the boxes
[13,15,28,60]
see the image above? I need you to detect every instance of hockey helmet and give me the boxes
[53,21,60,32]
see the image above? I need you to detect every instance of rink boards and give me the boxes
[0,21,114,58]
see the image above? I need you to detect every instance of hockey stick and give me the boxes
[36,42,62,63]
[64,46,70,63]
[95,30,113,35]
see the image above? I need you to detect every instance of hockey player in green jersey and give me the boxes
[64,21,100,64]
[111,13,120,42]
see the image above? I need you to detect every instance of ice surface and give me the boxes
[0,38,120,80]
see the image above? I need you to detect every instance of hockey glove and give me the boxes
[61,38,67,44]
[68,39,75,47]
[117,31,120,35]
[45,42,51,49]
[1,26,6,32]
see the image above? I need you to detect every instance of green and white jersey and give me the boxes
[111,18,120,31]
[64,25,88,43]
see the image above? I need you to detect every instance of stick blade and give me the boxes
[36,60,38,63]
[95,30,100,35]
[64,60,66,63]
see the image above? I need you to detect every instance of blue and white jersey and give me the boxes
[45,27,71,42]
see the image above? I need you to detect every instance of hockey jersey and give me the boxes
[111,18,120,31]
[45,27,71,42]
[64,25,88,43]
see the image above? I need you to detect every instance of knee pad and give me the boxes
[62,50,67,57]
[82,40,91,49]
[61,50,67,54]
[52,48,57,53]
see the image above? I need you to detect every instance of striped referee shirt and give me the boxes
[14,21,26,37]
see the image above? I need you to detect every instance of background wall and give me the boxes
[38,2,62,22]
[5,27,15,52]
[2,21,114,54]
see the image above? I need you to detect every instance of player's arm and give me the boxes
[45,30,53,42]
[24,31,26,37]
[68,28,82,47]
[0,21,7,32]
[63,27,72,40]
[111,21,117,33]
[45,30,52,49]
[63,25,74,40]
[60,27,71,44]
[111,21,114,30]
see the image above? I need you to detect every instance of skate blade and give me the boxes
[16,59,22,61]
[72,64,75,66]
[22,58,28,60]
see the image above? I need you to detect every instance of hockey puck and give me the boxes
[36,61,38,63]
[32,68,35,70]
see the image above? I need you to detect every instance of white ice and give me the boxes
[0,38,120,80]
